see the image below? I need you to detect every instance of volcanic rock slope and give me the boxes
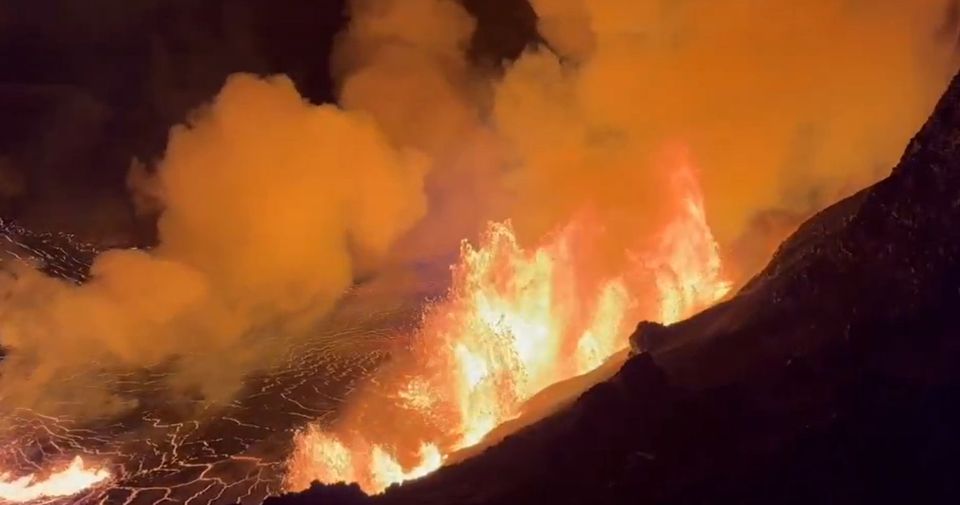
[270,70,960,505]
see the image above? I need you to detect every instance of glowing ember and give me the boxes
[0,456,110,503]
[285,156,731,495]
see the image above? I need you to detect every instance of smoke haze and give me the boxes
[499,0,958,275]
[333,0,515,262]
[0,74,426,416]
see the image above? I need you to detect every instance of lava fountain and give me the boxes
[0,456,110,503]
[285,152,732,494]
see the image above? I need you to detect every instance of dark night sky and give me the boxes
[0,0,536,243]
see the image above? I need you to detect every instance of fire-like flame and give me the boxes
[0,456,110,503]
[285,154,731,494]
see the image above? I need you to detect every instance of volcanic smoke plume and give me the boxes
[1,0,959,500]
[0,74,427,416]
[500,0,959,274]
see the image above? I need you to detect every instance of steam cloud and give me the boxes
[0,74,426,417]
[1,0,958,419]
[499,0,959,278]
[332,0,511,261]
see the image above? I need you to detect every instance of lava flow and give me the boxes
[0,456,110,503]
[285,156,732,494]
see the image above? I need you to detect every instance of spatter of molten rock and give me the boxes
[286,158,731,495]
[0,456,110,502]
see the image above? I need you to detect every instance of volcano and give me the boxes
[264,69,960,505]
[2,3,959,503]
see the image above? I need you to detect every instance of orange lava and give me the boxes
[285,155,730,495]
[0,456,110,503]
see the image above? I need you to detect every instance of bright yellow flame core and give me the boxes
[286,159,730,494]
[0,456,110,503]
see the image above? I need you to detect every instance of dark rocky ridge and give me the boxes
[267,70,960,505]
